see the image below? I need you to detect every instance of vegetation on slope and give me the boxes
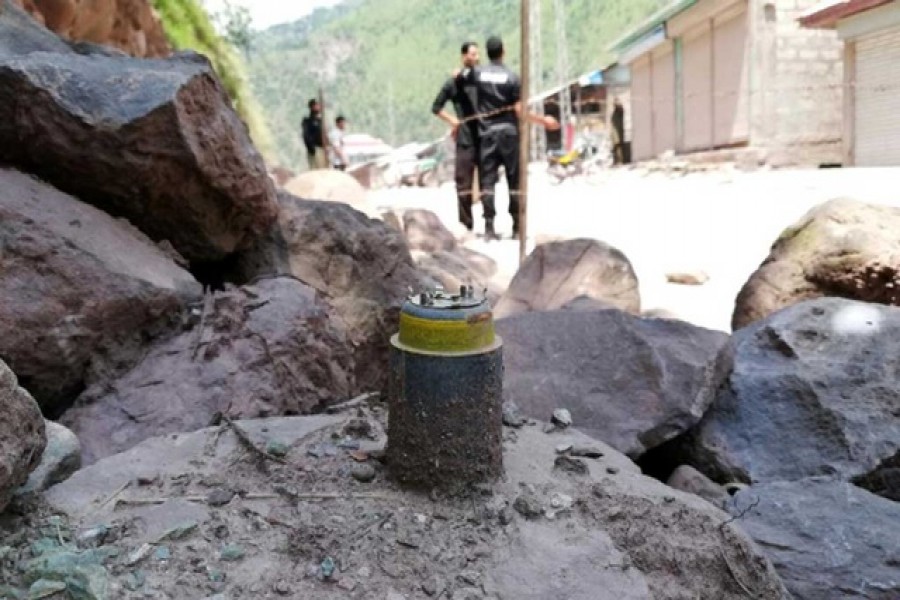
[152,0,275,160]
[248,0,668,168]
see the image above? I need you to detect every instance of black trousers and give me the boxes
[479,128,519,226]
[455,144,478,230]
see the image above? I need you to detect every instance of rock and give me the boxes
[29,579,67,598]
[401,209,456,253]
[665,271,709,285]
[219,544,244,562]
[666,465,728,507]
[570,446,604,459]
[205,489,234,508]
[0,169,201,412]
[11,0,169,58]
[501,402,527,428]
[18,421,80,495]
[512,492,543,519]
[551,408,572,428]
[413,249,501,302]
[0,359,46,512]
[554,456,588,476]
[733,198,900,329]
[265,440,289,458]
[240,194,427,392]
[498,309,732,458]
[351,463,376,483]
[494,239,640,319]
[730,479,900,599]
[61,277,353,463]
[23,547,109,600]
[852,450,900,502]
[0,50,278,263]
[681,298,900,492]
[284,170,369,213]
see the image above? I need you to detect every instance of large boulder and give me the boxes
[734,198,900,330]
[682,298,900,493]
[0,48,278,263]
[31,415,787,599]
[402,209,456,253]
[730,479,900,599]
[495,238,640,319]
[62,277,355,463]
[246,194,428,393]
[12,0,169,57]
[18,421,80,494]
[0,169,201,413]
[497,309,732,458]
[284,170,369,213]
[0,359,46,512]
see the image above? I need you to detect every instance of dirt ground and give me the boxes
[370,165,900,331]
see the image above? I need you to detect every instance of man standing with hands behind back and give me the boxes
[432,42,481,232]
[462,36,559,240]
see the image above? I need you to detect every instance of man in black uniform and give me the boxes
[462,36,559,240]
[431,42,480,231]
[301,99,326,170]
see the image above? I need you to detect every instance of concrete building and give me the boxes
[611,0,844,165]
[800,0,900,166]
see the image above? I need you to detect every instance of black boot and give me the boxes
[511,216,520,239]
[485,218,499,241]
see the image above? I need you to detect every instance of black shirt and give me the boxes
[301,113,323,153]
[431,76,479,148]
[462,61,521,136]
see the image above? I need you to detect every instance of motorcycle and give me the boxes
[546,133,613,183]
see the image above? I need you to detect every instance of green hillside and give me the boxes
[248,0,667,169]
[152,0,275,160]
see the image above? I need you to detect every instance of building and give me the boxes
[800,0,900,166]
[528,62,631,154]
[611,0,844,165]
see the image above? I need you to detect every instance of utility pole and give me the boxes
[519,0,531,266]
[554,0,573,149]
[318,87,329,162]
[528,0,546,161]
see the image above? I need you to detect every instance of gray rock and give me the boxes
[0,359,46,512]
[551,408,572,428]
[730,479,900,599]
[666,465,728,507]
[351,463,376,483]
[512,492,543,519]
[235,194,427,393]
[61,277,354,463]
[205,489,235,507]
[498,309,731,458]
[495,238,640,318]
[734,198,900,329]
[19,421,80,495]
[0,169,201,413]
[402,209,456,253]
[0,49,277,263]
[501,402,527,428]
[683,298,900,492]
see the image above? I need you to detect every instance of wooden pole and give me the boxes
[518,0,531,266]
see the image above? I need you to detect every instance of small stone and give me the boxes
[207,568,226,583]
[320,556,336,579]
[499,507,513,525]
[458,570,480,586]
[513,492,543,519]
[337,578,357,592]
[154,546,171,561]
[570,445,604,459]
[502,402,527,428]
[421,575,444,597]
[554,455,588,476]
[273,580,292,595]
[123,570,146,591]
[357,566,372,578]
[337,437,361,450]
[351,463,377,483]
[606,466,620,475]
[205,488,235,507]
[349,450,369,462]
[28,579,67,599]
[551,408,572,428]
[125,543,153,566]
[555,443,573,454]
[549,493,574,510]
[219,543,245,562]
[158,520,198,541]
[76,525,109,548]
[265,439,289,457]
